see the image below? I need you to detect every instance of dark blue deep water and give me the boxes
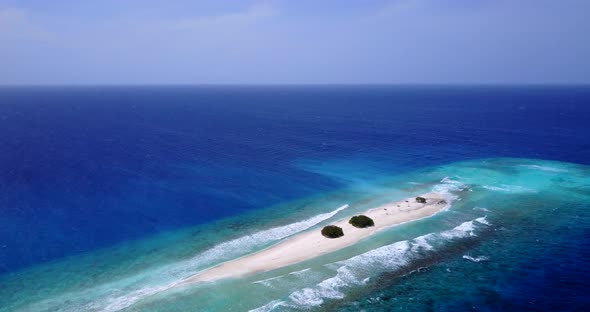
[0,86,589,311]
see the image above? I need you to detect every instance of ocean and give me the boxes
[0,86,588,311]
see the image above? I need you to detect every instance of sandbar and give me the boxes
[179,192,449,285]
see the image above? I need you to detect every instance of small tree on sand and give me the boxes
[349,215,375,228]
[321,225,344,238]
[416,196,427,204]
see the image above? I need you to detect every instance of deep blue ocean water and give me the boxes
[0,86,589,311]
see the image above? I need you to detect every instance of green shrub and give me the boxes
[348,215,375,228]
[321,225,344,238]
[416,196,427,204]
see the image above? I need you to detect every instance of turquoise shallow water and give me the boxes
[1,157,588,311]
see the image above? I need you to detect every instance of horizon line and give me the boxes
[1,83,590,88]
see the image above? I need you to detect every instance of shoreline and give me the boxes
[178,192,450,285]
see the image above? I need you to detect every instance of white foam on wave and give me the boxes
[289,265,363,307]
[288,268,311,276]
[483,184,536,193]
[411,236,434,252]
[475,217,490,225]
[473,207,490,212]
[253,217,492,310]
[248,300,286,312]
[100,284,175,312]
[440,216,489,239]
[441,221,475,238]
[520,164,567,173]
[462,255,489,262]
[24,204,350,312]
[253,275,285,287]
[433,177,467,201]
[188,204,350,269]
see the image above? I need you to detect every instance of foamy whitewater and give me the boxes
[251,217,491,311]
[18,204,350,312]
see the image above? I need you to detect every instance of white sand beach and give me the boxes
[179,192,449,285]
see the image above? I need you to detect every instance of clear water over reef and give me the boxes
[0,86,589,311]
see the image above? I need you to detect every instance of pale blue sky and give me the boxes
[0,0,588,84]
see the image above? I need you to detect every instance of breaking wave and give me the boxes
[433,177,468,201]
[21,204,350,312]
[182,204,349,270]
[462,255,489,262]
[483,184,536,193]
[252,217,491,311]
[249,300,287,312]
